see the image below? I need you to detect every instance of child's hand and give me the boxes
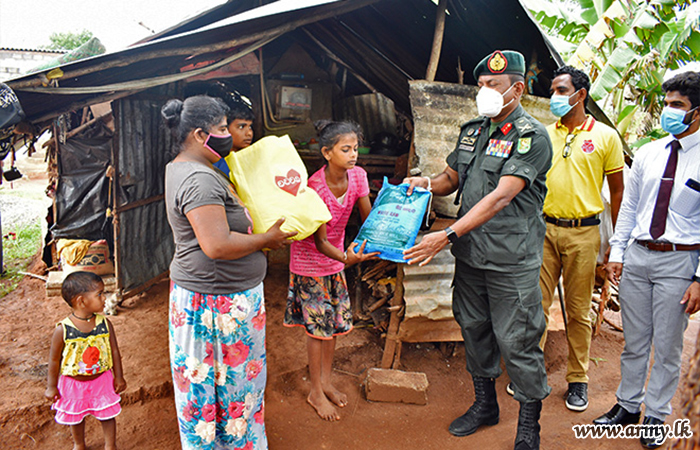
[345,240,380,266]
[44,386,60,403]
[114,377,127,394]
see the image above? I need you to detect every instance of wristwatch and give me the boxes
[444,226,459,244]
[693,275,700,284]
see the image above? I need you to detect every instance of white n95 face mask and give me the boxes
[476,85,514,118]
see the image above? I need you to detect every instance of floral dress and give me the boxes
[169,282,267,450]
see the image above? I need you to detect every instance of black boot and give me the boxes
[449,376,499,436]
[514,400,541,450]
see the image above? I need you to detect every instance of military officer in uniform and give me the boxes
[404,50,552,450]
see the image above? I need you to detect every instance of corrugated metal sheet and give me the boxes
[402,233,455,321]
[113,88,176,292]
[409,80,556,217]
[335,93,397,144]
[7,0,563,126]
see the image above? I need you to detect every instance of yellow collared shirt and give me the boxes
[543,116,624,219]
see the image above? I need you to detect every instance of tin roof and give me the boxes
[0,47,66,54]
[5,0,563,126]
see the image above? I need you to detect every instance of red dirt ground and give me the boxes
[0,261,698,450]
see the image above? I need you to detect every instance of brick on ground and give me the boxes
[364,368,429,405]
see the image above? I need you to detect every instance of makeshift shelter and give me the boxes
[5,0,565,325]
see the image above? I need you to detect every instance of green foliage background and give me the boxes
[522,0,700,146]
[41,29,94,51]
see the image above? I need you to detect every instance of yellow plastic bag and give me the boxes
[225,135,331,241]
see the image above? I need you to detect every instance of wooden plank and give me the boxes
[398,317,463,343]
[381,264,405,368]
[115,194,164,214]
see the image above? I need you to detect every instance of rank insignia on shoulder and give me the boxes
[517,138,532,154]
[467,128,476,136]
[485,139,513,158]
[514,117,534,133]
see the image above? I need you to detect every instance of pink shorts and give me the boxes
[52,369,122,425]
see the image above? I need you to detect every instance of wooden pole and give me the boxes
[302,29,378,93]
[111,100,122,295]
[425,0,448,82]
[381,264,405,369]
[65,111,113,140]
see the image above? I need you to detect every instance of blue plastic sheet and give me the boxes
[354,177,431,263]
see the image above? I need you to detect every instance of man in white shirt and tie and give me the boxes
[593,71,700,449]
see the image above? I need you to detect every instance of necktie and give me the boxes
[649,140,681,239]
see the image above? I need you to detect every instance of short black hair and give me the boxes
[314,120,363,150]
[226,99,254,122]
[553,65,591,103]
[508,73,525,85]
[61,271,103,307]
[189,82,254,122]
[662,71,700,110]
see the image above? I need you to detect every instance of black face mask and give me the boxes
[204,133,233,159]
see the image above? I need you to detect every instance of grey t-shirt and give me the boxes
[165,161,266,294]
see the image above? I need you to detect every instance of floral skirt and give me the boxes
[284,272,352,340]
[52,370,121,425]
[169,282,267,450]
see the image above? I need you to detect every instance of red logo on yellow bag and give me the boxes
[275,169,302,196]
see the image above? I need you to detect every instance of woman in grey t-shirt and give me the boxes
[162,96,295,450]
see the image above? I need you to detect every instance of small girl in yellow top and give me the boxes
[45,271,127,450]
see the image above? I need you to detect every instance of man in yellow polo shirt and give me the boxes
[540,66,624,411]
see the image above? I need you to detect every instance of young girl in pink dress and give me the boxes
[45,271,127,450]
[285,120,377,421]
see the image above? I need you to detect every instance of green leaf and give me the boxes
[607,46,639,71]
[590,64,623,101]
[633,10,660,29]
[630,136,653,148]
[610,18,631,38]
[622,27,644,46]
[617,104,638,123]
[657,31,678,60]
[577,0,601,25]
[617,105,639,136]
[685,31,700,55]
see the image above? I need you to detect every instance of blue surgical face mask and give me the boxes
[549,90,580,118]
[660,106,698,136]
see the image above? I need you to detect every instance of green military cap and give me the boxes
[473,50,526,79]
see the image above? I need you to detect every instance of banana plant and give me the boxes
[521,0,700,147]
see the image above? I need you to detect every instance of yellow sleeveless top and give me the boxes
[59,314,113,377]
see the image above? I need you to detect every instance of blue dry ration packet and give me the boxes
[353,177,432,263]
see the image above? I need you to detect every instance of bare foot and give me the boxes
[307,391,340,421]
[322,383,347,408]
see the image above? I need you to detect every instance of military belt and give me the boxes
[544,214,600,228]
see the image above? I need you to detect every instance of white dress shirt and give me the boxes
[609,128,700,277]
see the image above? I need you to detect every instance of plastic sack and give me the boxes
[225,135,331,241]
[353,177,432,263]
[60,239,114,276]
